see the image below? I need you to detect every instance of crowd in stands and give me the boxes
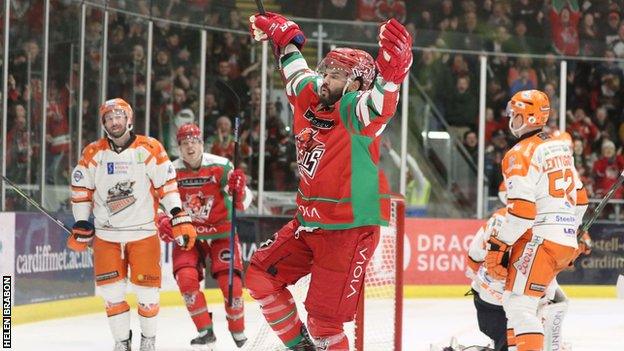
[5,0,624,213]
[2,1,300,211]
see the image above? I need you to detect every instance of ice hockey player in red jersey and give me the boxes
[68,98,197,351]
[156,123,252,350]
[245,12,412,350]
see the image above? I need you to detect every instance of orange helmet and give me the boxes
[506,90,550,137]
[99,98,134,138]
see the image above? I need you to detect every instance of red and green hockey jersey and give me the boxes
[281,51,400,229]
[173,153,252,240]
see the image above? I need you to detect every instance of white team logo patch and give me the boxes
[73,170,83,182]
[105,180,137,215]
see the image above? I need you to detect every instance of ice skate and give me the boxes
[139,334,155,351]
[231,331,248,348]
[113,330,132,351]
[191,328,217,350]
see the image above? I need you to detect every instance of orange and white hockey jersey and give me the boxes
[71,134,181,242]
[498,131,589,248]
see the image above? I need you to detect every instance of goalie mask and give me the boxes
[99,98,134,139]
[507,90,550,138]
[317,48,376,95]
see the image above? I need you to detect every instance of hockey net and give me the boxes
[243,197,404,351]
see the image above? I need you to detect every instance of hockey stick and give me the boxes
[578,170,624,235]
[1,175,72,235]
[216,79,241,307]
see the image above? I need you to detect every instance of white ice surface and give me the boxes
[12,298,624,350]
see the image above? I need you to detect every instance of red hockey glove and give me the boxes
[156,211,174,243]
[67,220,94,252]
[375,18,413,84]
[249,12,306,51]
[228,169,246,196]
[485,236,510,280]
[170,207,197,250]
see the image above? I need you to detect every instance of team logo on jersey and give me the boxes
[183,191,215,220]
[73,170,83,182]
[295,128,325,179]
[105,180,137,215]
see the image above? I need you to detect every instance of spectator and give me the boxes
[484,107,505,144]
[45,100,70,185]
[357,0,377,21]
[512,0,541,36]
[6,104,37,184]
[321,0,356,21]
[592,139,624,199]
[463,130,479,163]
[549,0,581,55]
[538,53,559,86]
[507,56,538,90]
[203,92,222,136]
[579,12,601,56]
[459,11,484,51]
[604,11,621,46]
[206,116,251,162]
[445,76,478,133]
[414,48,454,106]
[487,1,512,31]
[485,129,509,195]
[375,0,407,23]
[567,108,600,154]
[609,22,624,59]
[504,20,533,53]
[509,68,536,95]
[594,107,618,148]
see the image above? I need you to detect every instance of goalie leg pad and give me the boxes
[176,266,213,332]
[307,316,349,351]
[473,291,508,350]
[503,292,543,351]
[246,264,304,348]
[539,292,568,351]
[99,280,131,342]
[134,284,160,337]
[216,272,244,333]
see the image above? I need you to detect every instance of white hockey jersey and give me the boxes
[498,131,588,248]
[71,134,182,242]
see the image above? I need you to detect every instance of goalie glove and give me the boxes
[249,12,306,52]
[170,207,197,250]
[485,236,510,280]
[156,211,174,243]
[376,18,413,84]
[67,220,95,252]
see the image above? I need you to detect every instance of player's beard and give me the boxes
[106,125,127,139]
[319,84,343,107]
